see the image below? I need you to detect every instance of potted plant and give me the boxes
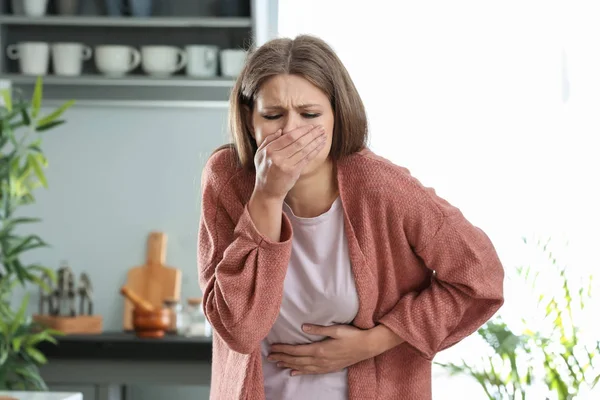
[437,236,600,399]
[0,77,74,390]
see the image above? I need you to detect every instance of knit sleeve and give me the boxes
[197,151,293,354]
[378,187,505,360]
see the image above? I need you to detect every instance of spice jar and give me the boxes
[185,297,212,337]
[163,297,187,335]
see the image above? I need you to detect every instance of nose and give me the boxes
[282,112,303,134]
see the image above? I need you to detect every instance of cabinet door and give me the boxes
[48,384,96,400]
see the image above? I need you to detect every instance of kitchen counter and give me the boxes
[38,331,212,361]
[38,332,212,400]
[0,392,82,400]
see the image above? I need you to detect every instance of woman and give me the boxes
[198,34,504,400]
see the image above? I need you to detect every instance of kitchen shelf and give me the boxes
[0,0,256,107]
[0,15,252,28]
[2,74,235,108]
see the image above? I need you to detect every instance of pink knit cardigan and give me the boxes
[197,147,504,400]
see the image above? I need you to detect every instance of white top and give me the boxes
[261,197,360,400]
[0,391,82,400]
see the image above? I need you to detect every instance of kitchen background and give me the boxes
[22,106,224,400]
[3,0,599,400]
[1,0,276,399]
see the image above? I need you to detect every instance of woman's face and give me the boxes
[249,74,334,176]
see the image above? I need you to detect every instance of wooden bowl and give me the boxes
[132,307,170,339]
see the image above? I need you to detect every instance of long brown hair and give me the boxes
[224,35,368,170]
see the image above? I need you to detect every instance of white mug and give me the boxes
[7,42,50,75]
[220,49,246,78]
[95,45,141,76]
[185,45,218,78]
[141,45,188,76]
[11,0,24,14]
[23,0,49,16]
[52,43,92,76]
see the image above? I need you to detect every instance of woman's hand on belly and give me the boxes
[267,323,403,376]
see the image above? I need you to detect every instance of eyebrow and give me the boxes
[262,103,321,111]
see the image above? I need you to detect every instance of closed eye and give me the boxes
[261,113,321,120]
[303,113,321,119]
[262,114,281,120]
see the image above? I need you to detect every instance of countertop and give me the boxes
[0,391,82,400]
[37,331,212,362]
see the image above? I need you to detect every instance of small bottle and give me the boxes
[185,297,212,337]
[175,301,190,336]
[162,298,179,334]
[163,297,189,335]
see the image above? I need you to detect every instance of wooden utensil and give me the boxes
[122,232,181,330]
[120,286,155,313]
[132,307,171,339]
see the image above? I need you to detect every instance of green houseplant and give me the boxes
[438,236,600,399]
[0,77,74,390]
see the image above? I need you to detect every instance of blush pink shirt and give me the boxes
[261,197,359,400]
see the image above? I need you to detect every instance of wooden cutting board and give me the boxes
[122,231,182,331]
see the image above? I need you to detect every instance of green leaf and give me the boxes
[26,154,47,188]
[31,76,43,119]
[6,235,47,259]
[28,140,42,153]
[3,102,28,122]
[25,331,57,347]
[35,120,65,132]
[10,293,29,335]
[20,107,31,127]
[4,123,17,148]
[12,336,24,352]
[0,217,42,239]
[35,100,74,129]
[45,328,64,337]
[1,89,12,112]
[9,120,26,131]
[26,264,56,282]
[0,342,8,366]
[592,373,600,388]
[25,347,47,364]
[14,364,47,391]
[22,272,52,293]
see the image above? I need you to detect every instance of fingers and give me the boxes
[260,124,327,171]
[293,134,327,167]
[273,125,321,154]
[290,367,341,376]
[277,363,336,376]
[281,125,325,156]
[302,324,339,337]
[288,129,327,166]
[270,354,314,366]
[290,370,310,376]
[256,129,282,152]
[270,344,312,357]
[278,364,319,374]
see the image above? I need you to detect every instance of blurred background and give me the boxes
[0,0,598,399]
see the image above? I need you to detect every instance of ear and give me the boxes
[242,105,254,139]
